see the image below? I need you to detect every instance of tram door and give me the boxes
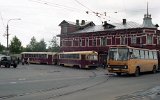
[48,55,52,64]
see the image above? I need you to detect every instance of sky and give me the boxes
[0,0,160,47]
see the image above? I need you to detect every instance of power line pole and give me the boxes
[6,24,9,50]
[6,18,21,53]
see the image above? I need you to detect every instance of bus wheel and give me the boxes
[152,66,157,74]
[134,67,140,77]
[116,73,121,76]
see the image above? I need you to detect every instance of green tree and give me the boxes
[0,43,6,52]
[26,37,47,52]
[48,36,60,52]
[36,39,46,52]
[9,36,22,54]
[26,36,37,52]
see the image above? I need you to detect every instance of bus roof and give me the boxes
[21,52,57,55]
[58,51,98,55]
[109,45,158,51]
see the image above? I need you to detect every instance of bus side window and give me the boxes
[129,49,134,59]
[132,49,140,59]
[130,52,135,59]
[140,50,145,59]
[149,51,153,59]
[144,51,149,59]
[153,51,157,59]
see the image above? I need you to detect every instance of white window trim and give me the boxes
[85,37,89,47]
[107,37,112,45]
[147,35,153,45]
[115,37,120,45]
[131,35,137,44]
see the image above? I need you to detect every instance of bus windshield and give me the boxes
[109,48,128,61]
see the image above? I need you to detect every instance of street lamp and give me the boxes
[6,18,21,50]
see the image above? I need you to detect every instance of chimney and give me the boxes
[123,19,126,25]
[104,21,107,25]
[76,20,79,26]
[103,21,107,27]
[81,20,85,25]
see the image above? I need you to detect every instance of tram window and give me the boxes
[35,54,37,57]
[45,54,47,58]
[41,54,44,58]
[87,55,98,60]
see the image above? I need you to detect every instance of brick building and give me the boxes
[58,10,160,65]
[58,11,160,54]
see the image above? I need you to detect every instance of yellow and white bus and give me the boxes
[107,45,158,76]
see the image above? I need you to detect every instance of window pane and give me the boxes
[149,51,153,59]
[140,50,144,59]
[153,51,157,59]
[133,49,140,59]
[147,35,152,44]
[144,51,149,59]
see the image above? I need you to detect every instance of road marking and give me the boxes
[18,78,26,81]
[10,82,17,84]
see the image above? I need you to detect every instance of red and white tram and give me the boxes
[21,52,58,65]
[58,51,99,69]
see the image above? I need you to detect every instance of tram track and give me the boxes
[44,69,111,100]
[0,69,111,100]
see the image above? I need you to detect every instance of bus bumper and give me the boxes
[107,68,129,73]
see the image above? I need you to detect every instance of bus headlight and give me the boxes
[124,66,128,69]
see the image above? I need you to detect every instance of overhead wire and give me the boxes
[73,0,122,24]
[0,11,7,37]
[73,0,108,24]
[29,0,84,12]
[74,0,93,12]
[29,0,131,24]
[0,12,5,28]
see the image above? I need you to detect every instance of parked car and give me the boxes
[0,56,18,68]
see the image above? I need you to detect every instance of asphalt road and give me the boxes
[0,64,160,100]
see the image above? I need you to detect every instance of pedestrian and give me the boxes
[103,59,106,69]
[17,57,20,64]
[22,58,25,65]
[27,58,30,65]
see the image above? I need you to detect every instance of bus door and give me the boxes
[48,55,52,64]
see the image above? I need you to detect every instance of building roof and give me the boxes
[73,21,143,34]
[59,20,77,26]
[59,20,94,27]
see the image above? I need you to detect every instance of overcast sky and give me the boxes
[0,0,160,47]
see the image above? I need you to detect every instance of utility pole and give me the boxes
[6,24,9,50]
[6,18,21,51]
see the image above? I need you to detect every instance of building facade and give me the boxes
[58,12,160,54]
